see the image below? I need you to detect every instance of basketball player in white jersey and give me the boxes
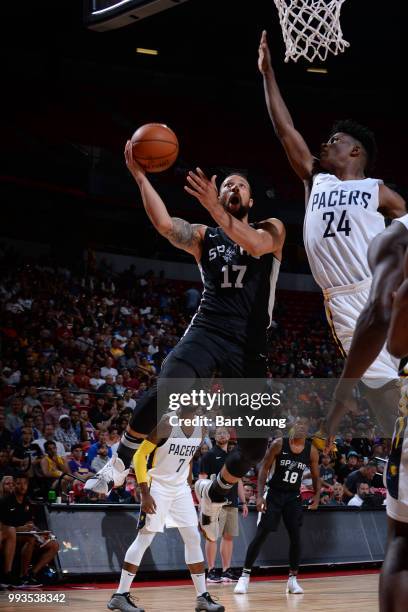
[258,30,406,422]
[325,214,408,612]
[107,405,224,612]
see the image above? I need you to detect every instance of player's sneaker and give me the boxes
[195,479,224,542]
[195,592,225,612]
[286,575,304,594]
[207,568,222,583]
[221,568,238,583]
[85,455,129,495]
[107,592,144,612]
[234,574,250,594]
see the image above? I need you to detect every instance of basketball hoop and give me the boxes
[273,0,350,63]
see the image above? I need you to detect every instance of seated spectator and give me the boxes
[320,453,336,490]
[123,389,136,410]
[326,482,346,506]
[101,357,118,381]
[337,431,357,459]
[44,395,69,428]
[0,450,13,480]
[106,425,120,449]
[98,375,116,396]
[344,462,378,499]
[0,475,14,498]
[337,450,359,484]
[243,483,257,505]
[12,414,38,444]
[348,482,370,507]
[86,432,113,467]
[0,474,59,587]
[79,410,96,443]
[54,415,79,452]
[35,424,66,457]
[89,367,105,391]
[9,427,43,473]
[33,414,45,439]
[40,441,71,491]
[69,409,88,444]
[68,444,93,479]
[74,364,90,391]
[0,413,12,449]
[114,374,126,397]
[91,443,110,473]
[23,386,43,411]
[5,398,24,433]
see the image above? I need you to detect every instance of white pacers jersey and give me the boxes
[304,173,386,289]
[148,424,202,489]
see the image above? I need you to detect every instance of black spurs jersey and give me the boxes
[268,438,312,493]
[190,225,280,350]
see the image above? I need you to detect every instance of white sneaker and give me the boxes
[234,575,250,594]
[194,479,224,542]
[84,455,129,494]
[286,576,304,594]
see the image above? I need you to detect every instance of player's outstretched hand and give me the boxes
[141,491,157,514]
[124,140,146,183]
[256,496,266,513]
[258,30,272,75]
[184,168,218,212]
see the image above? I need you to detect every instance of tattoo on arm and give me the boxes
[164,218,203,253]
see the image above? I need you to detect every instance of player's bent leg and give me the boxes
[196,439,268,542]
[178,526,225,612]
[380,512,408,612]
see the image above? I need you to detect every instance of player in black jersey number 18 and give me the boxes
[86,142,286,543]
[235,417,320,595]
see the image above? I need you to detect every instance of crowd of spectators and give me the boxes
[0,247,397,583]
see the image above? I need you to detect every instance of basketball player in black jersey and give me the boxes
[235,416,320,595]
[326,218,408,612]
[86,140,286,541]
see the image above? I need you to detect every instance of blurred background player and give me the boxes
[235,416,320,595]
[87,143,285,541]
[107,405,224,612]
[257,30,406,431]
[327,213,408,612]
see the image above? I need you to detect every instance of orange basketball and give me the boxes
[130,123,179,173]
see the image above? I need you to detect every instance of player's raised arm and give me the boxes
[125,141,206,260]
[259,30,314,182]
[185,168,286,258]
[378,184,407,219]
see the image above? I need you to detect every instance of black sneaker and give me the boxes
[2,573,24,588]
[207,568,222,583]
[20,574,43,588]
[195,592,225,612]
[107,592,144,612]
[221,568,238,583]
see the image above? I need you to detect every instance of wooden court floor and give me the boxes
[0,574,379,612]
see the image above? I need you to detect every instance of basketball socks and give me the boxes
[191,572,206,596]
[208,473,234,503]
[117,569,136,594]
[242,568,251,577]
[117,432,143,468]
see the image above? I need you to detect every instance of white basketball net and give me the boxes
[274,0,350,62]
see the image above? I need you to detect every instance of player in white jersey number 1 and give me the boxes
[107,405,224,612]
[258,30,406,428]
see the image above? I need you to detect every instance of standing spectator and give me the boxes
[44,395,69,428]
[0,474,59,586]
[199,428,248,583]
[54,415,79,452]
[348,482,370,507]
[5,398,24,432]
